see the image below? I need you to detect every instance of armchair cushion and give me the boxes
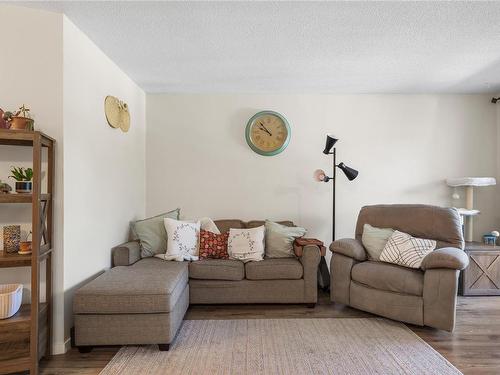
[330,238,367,261]
[420,247,469,270]
[352,261,424,296]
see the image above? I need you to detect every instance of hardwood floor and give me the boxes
[39,293,500,375]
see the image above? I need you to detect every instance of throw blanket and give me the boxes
[294,238,327,257]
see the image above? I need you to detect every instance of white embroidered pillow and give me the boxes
[227,226,265,263]
[379,230,436,269]
[156,218,200,261]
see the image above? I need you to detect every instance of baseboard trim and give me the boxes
[53,337,71,355]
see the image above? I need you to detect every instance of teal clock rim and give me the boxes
[245,110,291,156]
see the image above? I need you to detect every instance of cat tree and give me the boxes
[446,177,496,242]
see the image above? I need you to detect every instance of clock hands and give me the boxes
[259,122,272,136]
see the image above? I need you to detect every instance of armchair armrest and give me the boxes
[330,238,367,261]
[421,247,469,271]
[112,240,141,267]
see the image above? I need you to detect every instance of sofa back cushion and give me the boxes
[214,220,245,234]
[355,204,464,250]
[214,220,295,233]
[247,220,294,228]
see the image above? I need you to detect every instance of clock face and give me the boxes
[245,111,291,156]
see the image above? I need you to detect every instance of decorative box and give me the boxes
[0,284,23,319]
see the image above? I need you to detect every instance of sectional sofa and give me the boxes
[73,220,321,352]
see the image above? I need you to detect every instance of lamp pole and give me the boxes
[332,148,336,242]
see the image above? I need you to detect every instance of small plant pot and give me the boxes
[19,241,32,255]
[9,116,33,130]
[15,181,32,194]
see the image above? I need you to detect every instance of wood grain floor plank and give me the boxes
[40,294,500,374]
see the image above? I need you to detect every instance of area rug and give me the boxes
[100,318,461,375]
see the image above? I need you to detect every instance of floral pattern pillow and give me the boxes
[227,226,265,263]
[199,230,229,259]
[156,218,200,261]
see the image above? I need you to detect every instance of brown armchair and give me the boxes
[330,204,469,331]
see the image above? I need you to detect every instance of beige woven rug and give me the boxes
[100,318,461,375]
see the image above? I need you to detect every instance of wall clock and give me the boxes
[245,110,291,156]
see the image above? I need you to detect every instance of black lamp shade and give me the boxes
[323,135,338,154]
[338,162,358,181]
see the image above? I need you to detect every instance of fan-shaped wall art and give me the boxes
[104,95,130,132]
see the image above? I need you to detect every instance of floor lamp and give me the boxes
[314,135,359,242]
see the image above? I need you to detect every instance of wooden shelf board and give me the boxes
[0,193,51,203]
[0,303,47,328]
[0,129,54,147]
[0,355,31,374]
[0,251,31,268]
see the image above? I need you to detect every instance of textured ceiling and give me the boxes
[17,1,500,93]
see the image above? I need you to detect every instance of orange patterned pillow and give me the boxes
[199,229,229,259]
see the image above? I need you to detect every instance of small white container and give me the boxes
[0,284,23,319]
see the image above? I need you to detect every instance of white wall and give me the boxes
[0,4,65,354]
[147,94,498,259]
[0,6,145,354]
[62,17,146,341]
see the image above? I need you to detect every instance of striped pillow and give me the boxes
[379,230,436,269]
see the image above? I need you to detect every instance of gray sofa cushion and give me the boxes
[214,220,245,234]
[351,261,424,296]
[245,258,303,280]
[74,258,188,314]
[189,259,244,281]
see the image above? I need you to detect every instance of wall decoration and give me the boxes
[3,225,21,253]
[245,110,290,156]
[104,95,130,133]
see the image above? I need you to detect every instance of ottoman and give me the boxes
[73,258,189,352]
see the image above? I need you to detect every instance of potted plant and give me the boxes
[2,104,34,130]
[9,167,33,194]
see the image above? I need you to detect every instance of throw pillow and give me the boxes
[198,217,221,234]
[227,226,265,263]
[379,230,437,269]
[361,223,395,260]
[265,220,306,258]
[157,218,200,261]
[199,229,229,259]
[131,208,180,258]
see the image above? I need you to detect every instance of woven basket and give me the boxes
[0,284,23,319]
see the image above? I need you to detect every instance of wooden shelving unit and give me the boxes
[0,129,54,375]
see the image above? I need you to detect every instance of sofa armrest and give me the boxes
[112,240,141,267]
[299,245,321,303]
[329,238,367,261]
[421,247,469,271]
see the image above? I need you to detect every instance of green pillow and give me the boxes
[265,220,306,258]
[361,223,394,260]
[131,208,180,258]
